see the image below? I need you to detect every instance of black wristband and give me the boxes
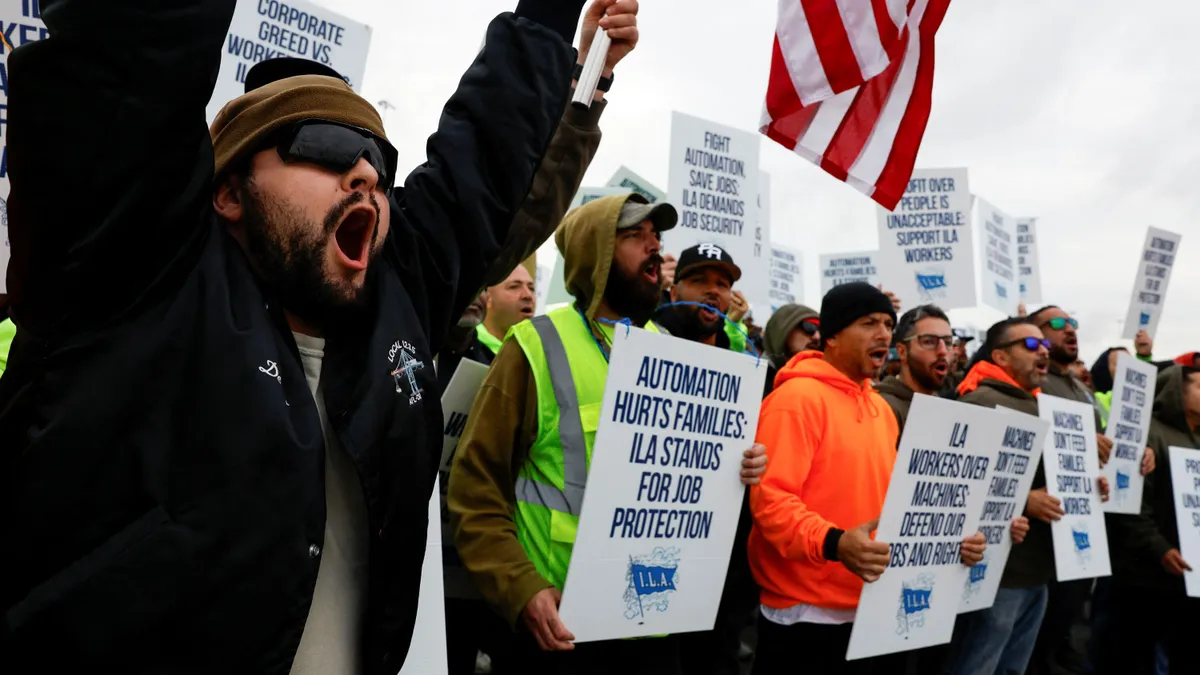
[597,72,613,92]
[823,528,845,562]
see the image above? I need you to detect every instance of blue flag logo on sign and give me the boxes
[895,574,935,635]
[969,563,988,584]
[623,548,681,622]
[917,273,947,291]
[1140,312,1151,326]
[996,282,1008,299]
[1116,471,1130,491]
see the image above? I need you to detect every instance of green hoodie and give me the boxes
[1109,366,1200,592]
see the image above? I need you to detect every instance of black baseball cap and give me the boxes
[245,57,347,93]
[953,328,976,343]
[674,244,742,284]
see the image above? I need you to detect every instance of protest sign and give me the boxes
[1121,227,1182,339]
[767,244,803,314]
[1016,218,1043,304]
[437,359,489,598]
[819,251,881,297]
[557,327,767,642]
[847,395,1000,660]
[1039,394,1111,581]
[1169,447,1200,598]
[608,166,666,204]
[206,0,371,122]
[959,410,1049,614]
[975,197,1019,316]
[1102,352,1158,515]
[876,169,975,311]
[0,1,48,293]
[666,112,766,326]
[400,476,449,675]
[748,174,774,321]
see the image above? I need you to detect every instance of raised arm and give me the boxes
[388,0,638,354]
[6,0,234,337]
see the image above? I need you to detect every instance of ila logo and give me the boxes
[623,547,680,623]
[388,339,425,406]
[895,573,934,635]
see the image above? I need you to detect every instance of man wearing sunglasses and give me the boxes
[876,304,953,434]
[761,304,821,397]
[0,0,640,672]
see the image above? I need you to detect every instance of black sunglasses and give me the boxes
[997,337,1051,352]
[799,319,820,335]
[274,121,398,194]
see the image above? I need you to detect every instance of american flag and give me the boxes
[761,0,953,210]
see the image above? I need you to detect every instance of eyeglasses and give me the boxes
[799,319,820,335]
[903,334,954,350]
[1040,317,1078,331]
[275,121,399,194]
[997,337,1051,352]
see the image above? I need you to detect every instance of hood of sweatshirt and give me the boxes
[875,375,914,402]
[763,303,819,370]
[1154,365,1197,436]
[773,351,886,421]
[555,193,646,320]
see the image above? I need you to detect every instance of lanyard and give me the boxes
[577,306,612,363]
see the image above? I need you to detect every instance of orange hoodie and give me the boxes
[748,351,899,611]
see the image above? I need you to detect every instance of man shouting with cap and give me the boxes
[0,0,641,672]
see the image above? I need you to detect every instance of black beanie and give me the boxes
[819,282,897,348]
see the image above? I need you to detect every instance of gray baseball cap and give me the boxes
[616,194,678,233]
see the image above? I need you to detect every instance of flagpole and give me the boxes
[572,30,610,109]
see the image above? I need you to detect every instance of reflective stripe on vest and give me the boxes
[513,315,588,515]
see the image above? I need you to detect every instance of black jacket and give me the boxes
[0,0,584,672]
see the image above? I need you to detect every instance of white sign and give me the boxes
[819,251,881,297]
[975,198,1019,316]
[1039,394,1112,581]
[557,327,767,642]
[0,1,48,293]
[608,166,666,204]
[847,395,1000,660]
[438,359,489,598]
[399,476,449,675]
[958,410,1049,614]
[749,173,774,321]
[876,169,976,312]
[767,245,803,315]
[1102,353,1158,515]
[1121,227,1182,339]
[1016,218,1043,304]
[1169,447,1200,598]
[666,111,766,327]
[206,0,372,122]
[569,185,629,211]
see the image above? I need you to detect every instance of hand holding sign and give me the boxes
[740,444,768,485]
[727,291,749,323]
[581,0,639,76]
[522,588,575,652]
[1096,434,1113,467]
[1143,447,1156,475]
[1163,549,1192,578]
[959,532,986,566]
[1026,488,1065,525]
[838,518,890,583]
[1011,516,1030,545]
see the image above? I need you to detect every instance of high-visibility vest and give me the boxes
[510,305,660,589]
[475,322,503,355]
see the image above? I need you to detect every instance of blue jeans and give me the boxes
[944,586,1049,675]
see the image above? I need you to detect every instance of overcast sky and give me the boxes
[323,0,1199,365]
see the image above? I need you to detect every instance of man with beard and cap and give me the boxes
[946,318,1110,675]
[749,282,986,674]
[761,303,821,397]
[447,193,768,674]
[0,0,641,671]
[654,244,741,348]
[1094,365,1200,674]
[876,304,953,436]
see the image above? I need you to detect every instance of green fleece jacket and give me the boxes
[1108,366,1200,592]
[959,377,1054,589]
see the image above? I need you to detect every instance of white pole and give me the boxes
[572,30,611,109]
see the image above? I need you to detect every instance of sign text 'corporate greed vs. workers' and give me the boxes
[206,0,371,122]
[558,328,765,643]
[0,0,49,293]
[847,396,1002,660]
[876,168,976,311]
[667,112,767,323]
[1040,395,1111,581]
